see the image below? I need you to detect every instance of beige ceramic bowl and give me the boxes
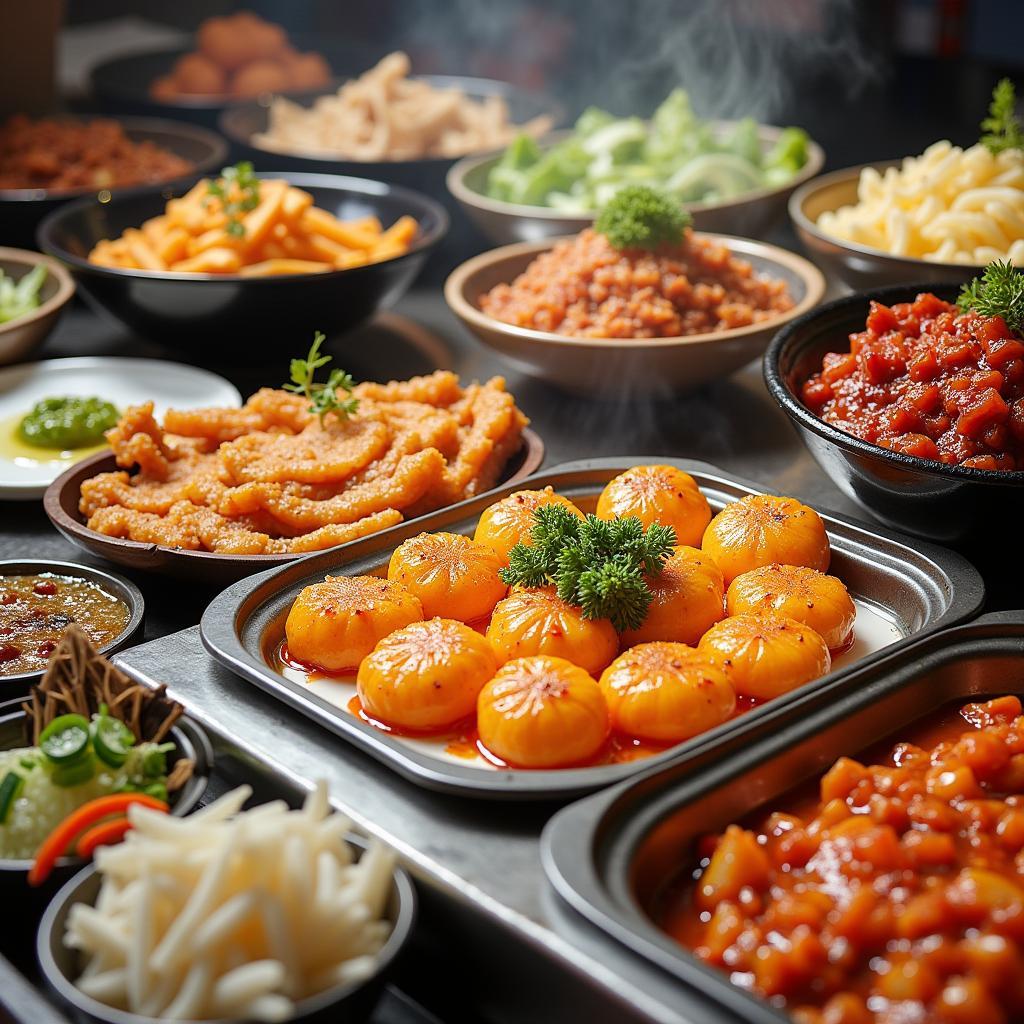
[445,233,826,396]
[448,124,825,246]
[789,162,982,291]
[0,248,75,364]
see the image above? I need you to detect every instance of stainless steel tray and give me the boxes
[542,610,1024,1024]
[200,456,984,800]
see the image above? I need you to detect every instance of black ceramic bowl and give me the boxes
[764,282,1024,543]
[0,699,212,921]
[38,834,415,1024]
[0,115,228,251]
[37,172,448,350]
[0,560,144,694]
[220,75,561,274]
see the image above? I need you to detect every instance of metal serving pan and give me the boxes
[200,457,983,801]
[542,611,1024,1024]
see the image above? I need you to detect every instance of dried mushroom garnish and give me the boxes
[22,625,194,792]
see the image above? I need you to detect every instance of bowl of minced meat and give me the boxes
[446,226,825,395]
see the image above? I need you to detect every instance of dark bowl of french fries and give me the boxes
[36,170,448,349]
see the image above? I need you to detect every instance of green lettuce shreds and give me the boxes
[594,185,691,251]
[482,87,810,212]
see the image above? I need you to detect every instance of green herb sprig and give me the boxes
[283,332,359,425]
[206,161,261,238]
[500,505,676,631]
[594,184,692,251]
[957,259,1024,334]
[980,79,1024,155]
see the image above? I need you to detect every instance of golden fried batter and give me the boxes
[80,371,527,555]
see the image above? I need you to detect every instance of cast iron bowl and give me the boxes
[38,835,415,1024]
[447,123,825,246]
[788,162,983,291]
[37,172,448,350]
[764,282,1024,543]
[445,233,826,396]
[0,560,144,693]
[0,115,228,250]
[0,698,212,914]
[0,248,75,365]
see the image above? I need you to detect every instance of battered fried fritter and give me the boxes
[80,372,527,555]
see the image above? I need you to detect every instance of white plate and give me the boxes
[0,357,241,500]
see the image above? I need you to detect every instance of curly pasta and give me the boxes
[817,140,1024,265]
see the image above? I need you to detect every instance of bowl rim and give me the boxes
[0,114,229,204]
[220,72,565,167]
[43,427,545,568]
[444,232,827,350]
[0,248,75,337]
[763,280,1024,484]
[37,835,416,1024]
[0,558,145,686]
[37,170,450,283]
[0,706,213,873]
[446,121,826,221]
[787,160,987,274]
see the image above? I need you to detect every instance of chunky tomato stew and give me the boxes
[664,696,1024,1023]
[802,293,1024,470]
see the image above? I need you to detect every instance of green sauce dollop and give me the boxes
[17,396,120,450]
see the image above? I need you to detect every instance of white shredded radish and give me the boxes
[67,782,396,1021]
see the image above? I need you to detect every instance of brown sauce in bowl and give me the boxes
[0,573,129,676]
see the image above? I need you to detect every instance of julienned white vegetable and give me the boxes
[65,782,395,1022]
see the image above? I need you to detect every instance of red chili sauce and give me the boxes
[802,293,1024,470]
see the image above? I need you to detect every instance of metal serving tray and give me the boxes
[542,611,1024,1024]
[200,457,984,801]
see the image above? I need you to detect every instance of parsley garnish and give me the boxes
[958,258,1024,334]
[206,161,261,238]
[980,79,1024,155]
[499,505,676,631]
[283,332,359,425]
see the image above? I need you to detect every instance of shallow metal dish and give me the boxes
[447,123,825,246]
[0,560,144,692]
[200,456,983,800]
[43,428,543,585]
[38,833,415,1024]
[789,162,982,291]
[445,235,825,396]
[542,611,1024,1023]
[763,282,1024,543]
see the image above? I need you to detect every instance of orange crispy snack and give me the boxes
[80,371,528,556]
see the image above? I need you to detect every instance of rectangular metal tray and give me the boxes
[199,456,984,800]
[542,611,1024,1024]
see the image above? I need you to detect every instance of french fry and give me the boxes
[170,248,242,274]
[241,180,287,251]
[300,207,379,250]
[154,227,190,266]
[281,186,314,225]
[123,229,166,271]
[376,215,418,248]
[335,250,369,269]
[238,259,332,277]
[305,233,348,263]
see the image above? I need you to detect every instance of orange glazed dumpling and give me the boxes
[597,465,711,547]
[701,494,830,584]
[726,563,856,651]
[477,656,609,768]
[599,643,735,743]
[356,618,498,732]
[619,545,725,647]
[485,586,618,677]
[285,574,423,672]
[387,532,506,623]
[473,487,584,562]
[699,614,831,700]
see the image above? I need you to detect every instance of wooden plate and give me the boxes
[43,429,545,585]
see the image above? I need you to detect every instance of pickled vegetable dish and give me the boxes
[802,291,1024,470]
[0,574,129,676]
[664,695,1024,1023]
[17,396,119,450]
[277,465,859,771]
